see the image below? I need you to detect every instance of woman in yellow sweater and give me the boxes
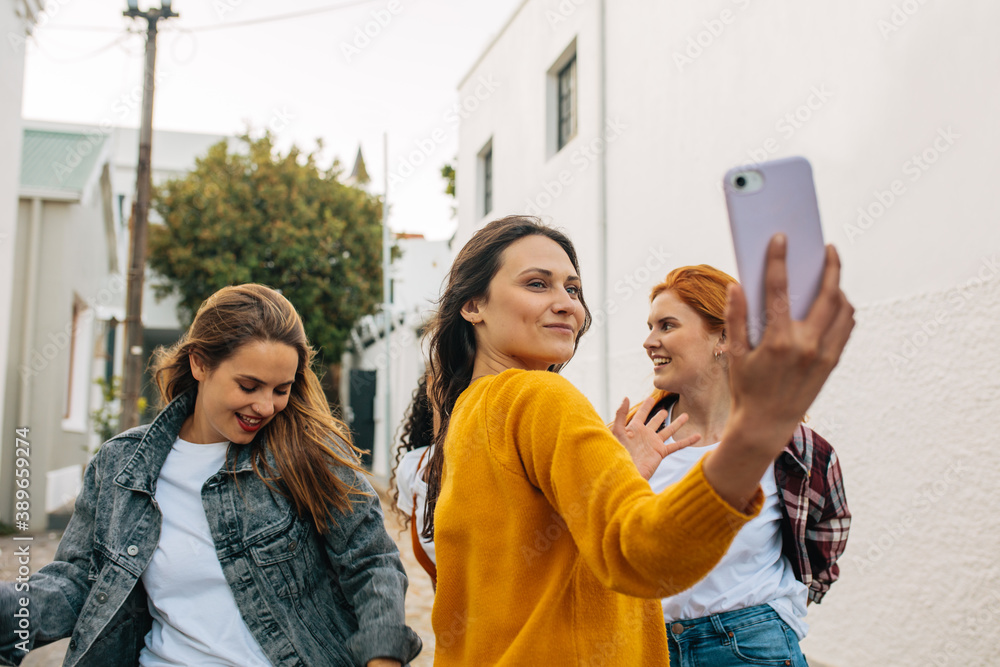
[422,215,854,665]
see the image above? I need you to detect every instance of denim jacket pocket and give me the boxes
[249,518,308,599]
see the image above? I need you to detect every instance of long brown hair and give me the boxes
[152,283,368,534]
[388,373,436,528]
[422,215,592,539]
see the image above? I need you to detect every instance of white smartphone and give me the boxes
[723,156,827,348]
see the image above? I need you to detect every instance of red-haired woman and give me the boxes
[634,265,851,667]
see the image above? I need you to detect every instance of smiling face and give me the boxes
[644,290,726,394]
[465,234,586,373]
[182,339,300,445]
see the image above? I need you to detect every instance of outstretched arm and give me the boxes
[0,450,106,665]
[705,235,855,512]
[323,468,421,666]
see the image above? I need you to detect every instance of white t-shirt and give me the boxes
[395,446,435,564]
[139,437,273,667]
[647,412,810,640]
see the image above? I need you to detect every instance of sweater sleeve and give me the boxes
[487,371,762,599]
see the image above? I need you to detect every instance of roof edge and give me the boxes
[457,0,531,91]
[18,187,81,202]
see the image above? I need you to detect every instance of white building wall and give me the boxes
[456,1,1000,665]
[456,0,608,401]
[350,237,451,481]
[391,237,451,317]
[23,120,229,330]
[352,317,427,481]
[0,1,36,503]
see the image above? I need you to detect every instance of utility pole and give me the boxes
[381,133,392,476]
[119,0,178,431]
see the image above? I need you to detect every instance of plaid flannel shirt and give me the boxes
[774,424,851,604]
[649,396,851,605]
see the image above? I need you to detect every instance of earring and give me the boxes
[714,351,722,361]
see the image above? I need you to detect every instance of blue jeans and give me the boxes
[666,604,808,666]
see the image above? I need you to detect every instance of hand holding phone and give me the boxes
[723,157,827,347]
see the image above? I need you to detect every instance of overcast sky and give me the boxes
[22,0,524,239]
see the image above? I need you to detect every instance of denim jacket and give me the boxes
[0,391,422,667]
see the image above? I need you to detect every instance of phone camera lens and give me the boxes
[735,175,747,188]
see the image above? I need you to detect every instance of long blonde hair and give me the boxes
[152,284,368,534]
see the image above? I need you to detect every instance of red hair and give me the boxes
[628,265,737,420]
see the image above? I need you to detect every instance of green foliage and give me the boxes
[91,376,145,450]
[441,161,456,199]
[149,133,385,362]
[441,160,456,219]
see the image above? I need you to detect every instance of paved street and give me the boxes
[0,493,436,667]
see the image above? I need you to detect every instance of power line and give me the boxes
[36,0,382,35]
[173,0,382,32]
[36,24,123,33]
[28,32,136,64]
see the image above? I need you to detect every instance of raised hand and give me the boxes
[611,396,702,480]
[705,234,855,511]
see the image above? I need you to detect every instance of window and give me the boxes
[547,38,578,157]
[483,147,493,215]
[62,295,94,433]
[557,55,577,150]
[478,139,493,218]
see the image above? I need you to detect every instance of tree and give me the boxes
[149,133,386,407]
[441,160,456,219]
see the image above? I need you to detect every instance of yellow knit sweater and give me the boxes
[431,369,763,665]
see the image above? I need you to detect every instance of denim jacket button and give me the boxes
[127,545,139,556]
[96,592,108,604]
[288,541,297,552]
[68,639,77,651]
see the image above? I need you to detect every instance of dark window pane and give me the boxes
[557,56,577,150]
[483,148,493,214]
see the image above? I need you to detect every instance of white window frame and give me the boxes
[547,38,578,157]
[478,138,494,219]
[62,295,94,434]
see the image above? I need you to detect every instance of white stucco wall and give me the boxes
[455,0,609,402]
[801,271,1000,666]
[391,237,450,317]
[455,1,1000,665]
[0,1,33,499]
